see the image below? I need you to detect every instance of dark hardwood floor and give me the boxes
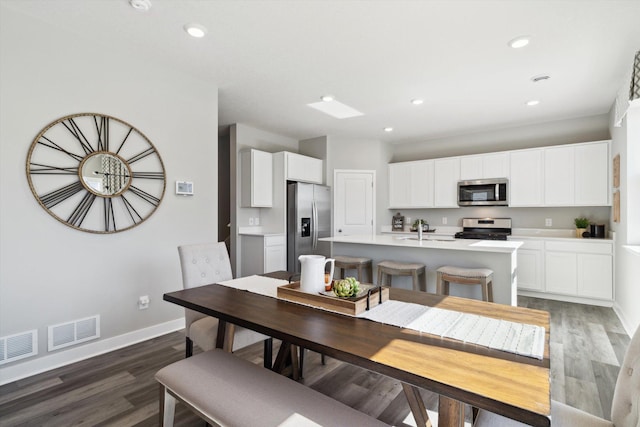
[0,296,629,426]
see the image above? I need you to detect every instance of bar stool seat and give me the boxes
[377,260,426,292]
[436,266,494,302]
[334,255,372,283]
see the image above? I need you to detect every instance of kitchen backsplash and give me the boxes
[384,205,611,230]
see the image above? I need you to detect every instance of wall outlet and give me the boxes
[138,295,149,310]
[255,217,260,226]
[249,217,254,226]
[545,218,553,227]
[442,217,448,225]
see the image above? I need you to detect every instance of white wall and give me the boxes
[0,6,218,381]
[392,114,610,161]
[610,104,640,335]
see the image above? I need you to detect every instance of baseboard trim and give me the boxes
[0,318,185,386]
[612,302,635,337]
[518,290,614,307]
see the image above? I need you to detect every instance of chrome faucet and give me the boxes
[417,219,423,241]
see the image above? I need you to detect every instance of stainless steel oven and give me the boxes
[457,178,508,206]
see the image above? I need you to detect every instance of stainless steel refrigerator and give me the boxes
[287,182,331,273]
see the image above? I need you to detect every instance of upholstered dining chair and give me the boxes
[474,325,640,427]
[177,242,273,368]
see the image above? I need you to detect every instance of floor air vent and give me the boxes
[48,315,100,351]
[0,330,38,365]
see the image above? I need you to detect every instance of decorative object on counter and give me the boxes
[411,218,429,232]
[574,217,590,238]
[590,224,606,239]
[392,212,405,231]
[614,190,620,223]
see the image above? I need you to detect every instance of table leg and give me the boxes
[215,320,235,352]
[438,395,465,427]
[401,383,432,427]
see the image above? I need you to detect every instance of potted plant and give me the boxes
[574,217,590,238]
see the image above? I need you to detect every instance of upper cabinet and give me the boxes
[240,149,273,208]
[387,140,610,210]
[509,148,544,207]
[285,152,323,184]
[388,156,462,209]
[460,152,509,180]
[433,157,460,208]
[544,141,609,206]
[388,160,434,208]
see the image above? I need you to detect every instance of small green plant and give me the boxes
[574,217,589,228]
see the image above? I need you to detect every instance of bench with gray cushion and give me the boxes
[156,349,389,427]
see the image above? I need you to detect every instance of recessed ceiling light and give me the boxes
[184,23,207,38]
[129,0,151,11]
[320,95,335,102]
[384,127,393,132]
[526,100,540,106]
[508,36,530,49]
[411,99,424,105]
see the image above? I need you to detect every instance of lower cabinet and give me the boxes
[512,237,614,303]
[544,240,613,301]
[516,240,543,292]
[240,234,286,277]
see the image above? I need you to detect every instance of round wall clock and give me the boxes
[26,113,166,233]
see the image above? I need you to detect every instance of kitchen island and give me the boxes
[320,234,522,306]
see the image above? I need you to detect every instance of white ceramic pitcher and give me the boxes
[299,255,335,294]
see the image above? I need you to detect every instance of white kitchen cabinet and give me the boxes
[285,152,323,184]
[544,145,574,206]
[460,152,509,180]
[578,253,613,300]
[545,251,577,295]
[434,157,460,208]
[574,142,609,205]
[240,149,273,207]
[388,160,434,208]
[388,163,411,208]
[544,240,613,300]
[240,234,286,276]
[509,149,544,207]
[514,239,544,291]
[544,141,610,206]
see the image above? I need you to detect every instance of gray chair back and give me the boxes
[611,325,640,427]
[177,242,233,332]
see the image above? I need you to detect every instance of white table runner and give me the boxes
[358,300,545,360]
[215,276,545,360]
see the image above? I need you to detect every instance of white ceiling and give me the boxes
[5,0,640,145]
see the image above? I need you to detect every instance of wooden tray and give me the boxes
[277,282,389,316]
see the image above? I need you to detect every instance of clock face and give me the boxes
[26,113,166,233]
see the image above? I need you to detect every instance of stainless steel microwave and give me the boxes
[457,178,508,206]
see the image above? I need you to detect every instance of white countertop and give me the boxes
[238,227,284,237]
[320,234,522,253]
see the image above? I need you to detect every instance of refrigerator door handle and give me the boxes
[312,201,318,249]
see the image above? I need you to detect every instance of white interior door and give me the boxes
[334,170,375,236]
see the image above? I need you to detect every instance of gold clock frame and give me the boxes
[26,113,166,233]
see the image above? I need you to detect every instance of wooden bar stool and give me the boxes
[436,266,494,302]
[376,260,426,292]
[334,255,373,283]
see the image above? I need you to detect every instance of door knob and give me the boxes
[338,229,342,233]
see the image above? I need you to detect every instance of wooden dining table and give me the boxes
[163,271,550,427]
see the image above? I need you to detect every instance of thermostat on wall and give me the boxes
[176,181,194,196]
